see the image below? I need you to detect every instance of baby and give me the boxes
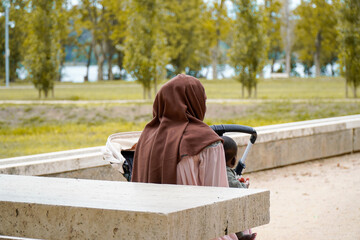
[222,135,256,240]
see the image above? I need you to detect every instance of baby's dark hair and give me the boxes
[221,136,238,163]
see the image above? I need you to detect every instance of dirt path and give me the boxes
[245,152,360,239]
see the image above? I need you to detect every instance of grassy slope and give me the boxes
[0,77,359,158]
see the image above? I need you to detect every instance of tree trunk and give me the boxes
[212,48,218,80]
[241,84,244,98]
[247,86,252,98]
[314,31,322,77]
[85,44,92,82]
[212,0,224,80]
[354,86,358,98]
[58,65,63,82]
[38,89,41,99]
[284,0,291,77]
[93,39,106,81]
[116,51,124,80]
[255,83,257,98]
[271,58,275,73]
[345,77,349,98]
[108,55,114,81]
[97,55,105,81]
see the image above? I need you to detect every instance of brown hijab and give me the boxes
[131,74,222,184]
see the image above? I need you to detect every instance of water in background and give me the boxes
[17,63,339,83]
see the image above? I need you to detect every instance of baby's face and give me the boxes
[226,149,237,168]
[226,158,236,168]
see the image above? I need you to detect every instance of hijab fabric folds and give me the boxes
[131,74,222,184]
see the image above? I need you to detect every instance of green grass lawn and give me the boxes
[0,77,358,100]
[0,77,359,158]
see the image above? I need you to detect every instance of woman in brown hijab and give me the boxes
[131,74,248,240]
[131,74,228,187]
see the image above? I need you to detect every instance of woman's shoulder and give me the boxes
[205,140,222,149]
[181,141,223,159]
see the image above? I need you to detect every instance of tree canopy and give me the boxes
[1,0,358,98]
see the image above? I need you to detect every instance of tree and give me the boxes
[72,5,93,81]
[293,0,339,77]
[229,0,268,98]
[0,1,27,83]
[282,0,292,76]
[57,2,76,82]
[77,0,106,81]
[339,0,360,98]
[103,0,127,80]
[124,0,168,99]
[204,0,231,79]
[0,8,4,82]
[23,0,66,98]
[163,0,209,76]
[264,0,282,73]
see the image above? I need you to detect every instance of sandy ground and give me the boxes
[244,152,360,240]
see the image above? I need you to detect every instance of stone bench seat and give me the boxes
[0,174,270,240]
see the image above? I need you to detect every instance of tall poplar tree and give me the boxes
[23,0,66,98]
[264,0,282,73]
[339,0,360,98]
[77,0,107,81]
[104,0,127,80]
[124,0,168,99]
[163,0,209,76]
[229,0,267,98]
[204,0,231,79]
[293,0,339,77]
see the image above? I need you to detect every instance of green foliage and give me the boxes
[0,1,27,82]
[1,100,359,158]
[23,0,68,98]
[229,0,268,98]
[0,9,4,82]
[293,0,340,77]
[203,0,232,79]
[124,0,168,99]
[263,0,283,72]
[163,0,209,76]
[339,0,360,98]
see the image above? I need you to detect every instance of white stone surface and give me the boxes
[0,174,270,240]
[0,115,359,177]
[0,147,104,176]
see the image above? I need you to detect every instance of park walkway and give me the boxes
[249,152,360,240]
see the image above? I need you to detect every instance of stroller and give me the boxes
[103,124,257,182]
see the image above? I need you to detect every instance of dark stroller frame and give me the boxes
[120,124,257,181]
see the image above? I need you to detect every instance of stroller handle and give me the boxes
[210,124,257,144]
[210,124,257,176]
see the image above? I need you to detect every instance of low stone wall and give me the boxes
[0,115,359,178]
[0,174,270,240]
[0,146,122,180]
[230,114,360,172]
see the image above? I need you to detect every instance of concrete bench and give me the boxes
[0,174,270,240]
